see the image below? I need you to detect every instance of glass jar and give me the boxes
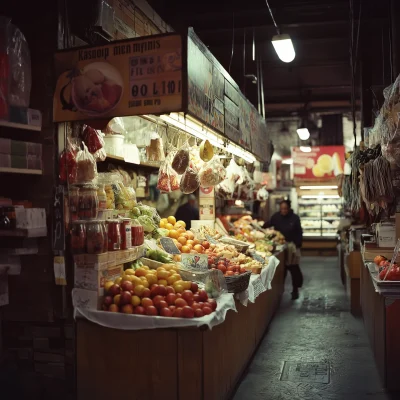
[5,206,16,229]
[120,218,132,250]
[106,220,121,251]
[101,221,108,253]
[131,221,144,247]
[71,220,86,254]
[86,220,105,254]
[97,184,107,210]
[69,186,80,222]
[78,185,99,220]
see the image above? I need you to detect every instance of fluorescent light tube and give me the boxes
[300,146,312,152]
[301,195,340,199]
[272,34,296,63]
[300,185,338,190]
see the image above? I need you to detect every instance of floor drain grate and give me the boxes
[280,362,330,384]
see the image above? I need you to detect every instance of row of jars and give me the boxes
[69,184,107,222]
[71,219,144,255]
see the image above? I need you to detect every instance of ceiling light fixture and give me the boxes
[265,1,295,63]
[297,127,310,140]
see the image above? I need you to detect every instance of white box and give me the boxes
[377,223,396,248]
[15,208,46,229]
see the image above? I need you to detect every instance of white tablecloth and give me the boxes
[73,292,237,330]
[236,255,280,306]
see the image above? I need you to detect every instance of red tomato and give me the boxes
[190,282,198,293]
[153,295,164,308]
[198,289,208,302]
[166,293,177,305]
[169,305,176,312]
[141,298,153,308]
[165,286,175,294]
[191,302,201,310]
[175,298,188,308]
[207,299,217,311]
[240,267,247,274]
[145,306,158,316]
[182,290,194,302]
[193,294,200,302]
[194,309,204,318]
[226,271,234,276]
[158,300,168,310]
[181,306,194,318]
[160,307,173,317]
[227,266,235,272]
[173,307,183,318]
[202,306,212,315]
[218,265,227,274]
[133,306,145,315]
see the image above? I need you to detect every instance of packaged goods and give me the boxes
[180,167,200,194]
[76,142,97,183]
[59,139,78,184]
[106,220,121,251]
[78,185,99,220]
[199,156,226,187]
[146,137,165,162]
[86,221,106,254]
[71,221,86,254]
[83,125,106,161]
[171,144,190,174]
[157,157,180,193]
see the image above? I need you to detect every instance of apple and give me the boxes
[207,299,217,311]
[198,302,205,309]
[133,306,145,315]
[198,289,208,302]
[157,285,167,297]
[165,286,175,294]
[153,295,164,308]
[182,290,194,303]
[160,307,173,317]
[109,304,119,312]
[172,307,183,318]
[103,296,113,307]
[202,306,212,315]
[175,298,188,308]
[158,300,168,310]
[121,304,134,314]
[191,302,201,310]
[141,297,153,308]
[193,294,200,302]
[169,305,176,312]
[181,306,194,318]
[145,306,158,316]
[120,291,132,305]
[142,288,151,298]
[190,282,198,293]
[108,284,121,297]
[194,309,204,318]
[150,285,160,298]
[166,293,177,305]
[121,281,134,292]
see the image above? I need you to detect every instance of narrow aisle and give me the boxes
[233,257,393,400]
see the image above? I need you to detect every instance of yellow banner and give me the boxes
[53,34,183,122]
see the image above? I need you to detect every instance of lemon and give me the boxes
[167,216,176,225]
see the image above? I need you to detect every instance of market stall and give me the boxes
[51,28,288,400]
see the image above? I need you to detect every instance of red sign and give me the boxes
[292,146,345,179]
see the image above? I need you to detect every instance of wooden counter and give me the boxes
[76,251,285,400]
[360,259,400,391]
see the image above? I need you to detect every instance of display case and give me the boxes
[298,198,342,238]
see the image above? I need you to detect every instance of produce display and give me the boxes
[102,264,217,318]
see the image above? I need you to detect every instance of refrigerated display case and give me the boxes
[298,198,342,238]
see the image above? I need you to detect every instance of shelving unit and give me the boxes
[0,119,41,132]
[0,167,42,175]
[105,154,160,168]
[0,227,47,238]
[299,200,342,238]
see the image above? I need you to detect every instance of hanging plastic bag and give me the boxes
[171,142,190,174]
[76,142,97,183]
[189,146,205,171]
[257,186,269,201]
[180,167,200,194]
[59,138,78,184]
[83,125,106,161]
[157,160,180,193]
[199,156,226,187]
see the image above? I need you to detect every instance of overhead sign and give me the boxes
[53,34,182,122]
[292,146,345,179]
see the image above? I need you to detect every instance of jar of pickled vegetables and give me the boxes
[71,220,86,254]
[69,186,79,222]
[97,184,107,210]
[86,220,105,254]
[78,185,99,220]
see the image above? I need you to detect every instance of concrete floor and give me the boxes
[233,257,395,400]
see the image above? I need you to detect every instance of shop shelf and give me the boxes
[0,227,47,238]
[104,155,160,168]
[0,119,41,131]
[0,167,42,175]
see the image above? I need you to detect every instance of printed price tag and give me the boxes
[181,254,208,271]
[160,237,181,254]
[54,256,67,286]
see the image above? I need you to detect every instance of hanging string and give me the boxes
[265,0,280,34]
[229,12,235,74]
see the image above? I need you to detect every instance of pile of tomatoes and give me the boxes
[208,255,247,277]
[373,255,400,281]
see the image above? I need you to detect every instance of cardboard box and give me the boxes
[377,223,396,248]
[74,263,123,294]
[72,288,101,310]
[15,208,46,229]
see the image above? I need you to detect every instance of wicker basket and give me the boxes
[224,271,252,294]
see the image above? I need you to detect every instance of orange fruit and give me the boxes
[181,245,190,253]
[193,239,200,245]
[167,274,181,285]
[176,220,186,228]
[169,229,179,239]
[176,242,183,251]
[167,216,176,225]
[157,270,170,280]
[165,223,174,230]
[178,236,187,245]
[186,231,194,240]
[135,268,147,277]
[187,239,194,246]
[124,269,136,276]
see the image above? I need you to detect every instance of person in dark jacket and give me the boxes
[175,195,199,230]
[264,200,303,299]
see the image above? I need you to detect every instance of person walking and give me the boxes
[264,200,303,299]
